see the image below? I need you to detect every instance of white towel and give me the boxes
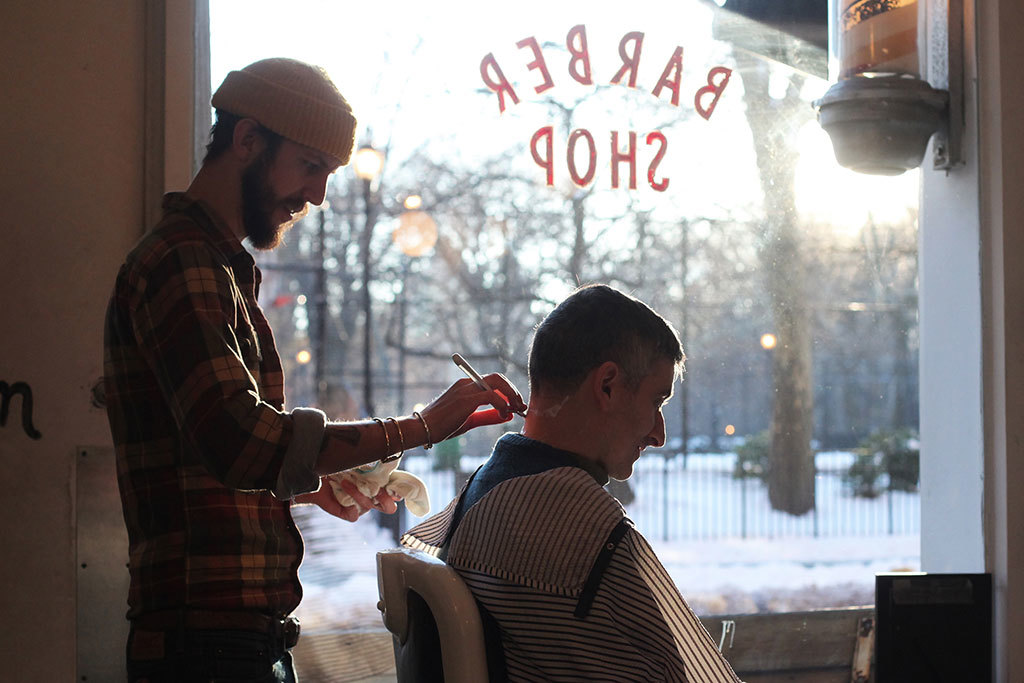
[326,459,431,517]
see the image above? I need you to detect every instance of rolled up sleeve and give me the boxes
[273,407,327,499]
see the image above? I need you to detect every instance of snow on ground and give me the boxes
[293,514,919,632]
[293,448,921,632]
[651,534,918,614]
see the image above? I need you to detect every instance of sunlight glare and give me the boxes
[768,65,790,100]
[795,120,918,237]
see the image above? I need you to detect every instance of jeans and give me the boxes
[126,626,298,682]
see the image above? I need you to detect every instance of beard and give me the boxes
[240,150,308,250]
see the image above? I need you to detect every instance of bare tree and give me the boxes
[736,54,816,515]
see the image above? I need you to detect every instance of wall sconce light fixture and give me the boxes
[815,0,963,175]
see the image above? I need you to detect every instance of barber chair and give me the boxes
[376,548,489,682]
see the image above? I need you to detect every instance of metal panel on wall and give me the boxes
[76,445,129,682]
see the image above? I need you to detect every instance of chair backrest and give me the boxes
[376,547,490,683]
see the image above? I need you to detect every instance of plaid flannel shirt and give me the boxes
[104,193,324,619]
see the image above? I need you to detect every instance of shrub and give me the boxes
[432,435,463,472]
[733,430,771,480]
[843,428,920,498]
[843,451,885,498]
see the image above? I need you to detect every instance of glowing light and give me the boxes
[404,194,423,210]
[296,294,307,305]
[760,333,777,350]
[412,403,426,413]
[393,210,438,257]
[725,424,736,436]
[296,350,312,364]
[353,146,384,181]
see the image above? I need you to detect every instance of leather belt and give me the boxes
[131,609,300,649]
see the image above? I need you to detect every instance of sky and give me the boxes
[209,0,917,230]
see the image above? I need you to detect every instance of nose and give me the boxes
[644,411,666,449]
[304,173,330,206]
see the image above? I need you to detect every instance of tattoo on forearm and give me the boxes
[326,425,361,448]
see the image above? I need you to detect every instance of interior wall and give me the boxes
[0,2,146,679]
[919,0,985,575]
[920,0,1024,678]
[978,0,1024,679]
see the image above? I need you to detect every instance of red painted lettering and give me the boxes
[480,53,521,114]
[646,131,669,192]
[610,131,638,190]
[694,66,732,121]
[530,128,672,190]
[610,31,645,88]
[651,47,684,106]
[516,36,555,95]
[567,129,597,187]
[566,24,593,86]
[531,126,555,186]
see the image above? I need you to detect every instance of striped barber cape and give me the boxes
[402,433,741,682]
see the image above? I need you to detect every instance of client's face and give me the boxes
[601,358,675,481]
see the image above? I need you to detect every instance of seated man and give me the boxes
[403,284,740,682]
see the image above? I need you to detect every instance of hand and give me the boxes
[294,477,398,522]
[420,372,527,442]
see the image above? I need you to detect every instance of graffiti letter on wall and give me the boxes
[0,381,42,440]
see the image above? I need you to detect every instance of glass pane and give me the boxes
[212,0,920,677]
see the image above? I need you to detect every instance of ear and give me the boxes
[590,361,621,410]
[231,118,266,163]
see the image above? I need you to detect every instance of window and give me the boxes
[212,1,920,678]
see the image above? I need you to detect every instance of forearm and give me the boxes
[314,413,433,476]
[310,372,527,478]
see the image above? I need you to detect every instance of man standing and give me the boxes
[104,58,525,682]
[404,285,740,682]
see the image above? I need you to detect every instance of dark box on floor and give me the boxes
[875,572,991,682]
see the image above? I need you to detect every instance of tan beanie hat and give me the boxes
[212,57,357,165]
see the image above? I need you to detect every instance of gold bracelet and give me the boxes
[413,411,433,449]
[381,417,405,463]
[372,417,390,458]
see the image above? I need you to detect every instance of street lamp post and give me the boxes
[392,195,438,409]
[353,145,385,417]
[386,196,437,544]
[314,207,328,406]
